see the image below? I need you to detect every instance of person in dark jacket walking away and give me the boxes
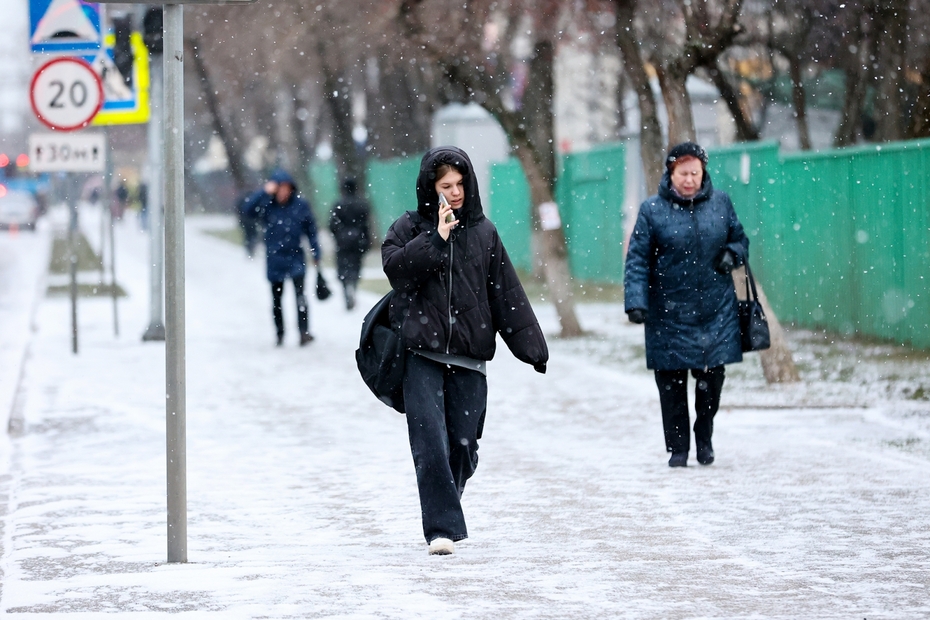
[241,170,322,346]
[624,142,749,468]
[382,146,549,556]
[329,177,371,310]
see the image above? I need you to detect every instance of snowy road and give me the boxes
[1,209,928,618]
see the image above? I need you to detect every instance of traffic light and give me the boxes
[112,15,134,88]
[143,7,163,55]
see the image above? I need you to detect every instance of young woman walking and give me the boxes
[382,146,549,555]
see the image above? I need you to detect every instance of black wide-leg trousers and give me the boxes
[403,353,487,543]
[654,366,726,454]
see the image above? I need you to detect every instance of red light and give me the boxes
[0,154,8,167]
[15,154,29,167]
[0,185,7,198]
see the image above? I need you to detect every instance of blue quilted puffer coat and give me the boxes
[240,170,321,282]
[624,170,749,370]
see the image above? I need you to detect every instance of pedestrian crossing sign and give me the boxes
[30,0,102,54]
[88,32,150,126]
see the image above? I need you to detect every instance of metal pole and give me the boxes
[99,184,105,285]
[69,200,79,354]
[109,185,119,336]
[105,126,119,337]
[164,3,187,564]
[143,46,166,342]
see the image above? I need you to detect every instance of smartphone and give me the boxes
[438,192,455,223]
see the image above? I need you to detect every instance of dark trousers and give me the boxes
[270,276,309,337]
[403,353,487,543]
[335,250,363,309]
[654,366,726,454]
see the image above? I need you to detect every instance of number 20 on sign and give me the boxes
[30,57,104,132]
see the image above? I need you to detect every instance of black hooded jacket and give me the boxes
[381,146,548,373]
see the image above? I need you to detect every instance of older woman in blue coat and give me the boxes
[624,142,749,467]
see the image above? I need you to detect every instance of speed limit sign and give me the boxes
[30,57,104,132]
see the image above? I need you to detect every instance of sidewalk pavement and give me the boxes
[0,207,928,618]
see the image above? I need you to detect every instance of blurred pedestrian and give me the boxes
[382,146,548,555]
[113,182,129,221]
[138,182,148,230]
[328,177,371,310]
[624,141,749,468]
[241,170,322,347]
[236,190,260,258]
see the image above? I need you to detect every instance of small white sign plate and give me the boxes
[29,132,106,172]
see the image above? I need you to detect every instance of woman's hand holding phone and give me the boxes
[437,192,457,240]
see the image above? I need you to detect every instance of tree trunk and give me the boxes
[493,42,582,338]
[705,63,760,141]
[186,36,250,193]
[755,282,800,383]
[511,140,583,338]
[656,64,697,146]
[908,57,930,138]
[834,64,867,147]
[320,44,365,188]
[612,0,664,192]
[290,83,314,168]
[366,52,434,159]
[787,55,812,151]
[522,41,558,192]
[872,0,908,142]
[733,267,799,383]
[834,16,869,147]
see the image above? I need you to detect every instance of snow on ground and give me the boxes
[0,206,928,618]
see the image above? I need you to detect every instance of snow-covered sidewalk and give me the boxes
[0,209,928,618]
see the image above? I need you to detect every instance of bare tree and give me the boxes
[637,0,745,146]
[909,53,930,138]
[611,0,665,192]
[364,15,436,159]
[185,35,252,193]
[765,0,814,150]
[872,0,909,141]
[907,0,930,138]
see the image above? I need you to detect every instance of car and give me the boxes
[0,185,40,231]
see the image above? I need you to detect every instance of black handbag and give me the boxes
[355,290,406,413]
[738,263,771,352]
[315,271,332,301]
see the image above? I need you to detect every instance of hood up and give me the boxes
[415,146,485,226]
[269,169,298,192]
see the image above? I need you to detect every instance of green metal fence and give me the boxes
[708,139,930,349]
[556,143,627,283]
[366,156,422,238]
[307,160,338,224]
[489,143,627,281]
[488,158,533,272]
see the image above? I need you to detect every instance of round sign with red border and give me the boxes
[30,57,104,132]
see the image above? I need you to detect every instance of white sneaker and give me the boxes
[428,537,455,555]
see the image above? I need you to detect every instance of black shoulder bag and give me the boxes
[738,263,771,352]
[355,290,406,413]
